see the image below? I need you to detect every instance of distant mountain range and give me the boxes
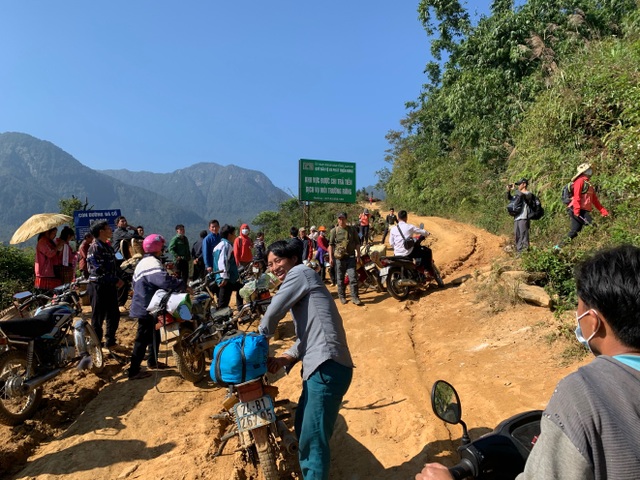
[0,132,291,244]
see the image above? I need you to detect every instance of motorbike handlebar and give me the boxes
[449,459,475,480]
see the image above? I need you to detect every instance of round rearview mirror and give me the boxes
[431,380,462,424]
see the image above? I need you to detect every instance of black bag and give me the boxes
[507,198,521,217]
[561,182,574,205]
[528,194,544,221]
[396,226,415,250]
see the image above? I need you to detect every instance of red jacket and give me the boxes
[234,224,253,265]
[571,175,607,216]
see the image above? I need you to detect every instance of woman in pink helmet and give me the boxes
[128,234,186,380]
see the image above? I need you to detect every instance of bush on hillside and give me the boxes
[0,245,35,311]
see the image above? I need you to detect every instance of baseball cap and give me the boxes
[514,178,528,185]
[337,212,347,218]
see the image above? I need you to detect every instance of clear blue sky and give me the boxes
[0,1,490,195]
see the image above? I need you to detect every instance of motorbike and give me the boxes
[0,289,54,321]
[430,380,542,480]
[379,227,444,301]
[212,372,301,479]
[0,281,104,426]
[345,243,384,293]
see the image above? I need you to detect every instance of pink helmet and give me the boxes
[142,234,165,254]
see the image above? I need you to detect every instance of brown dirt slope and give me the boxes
[3,211,587,480]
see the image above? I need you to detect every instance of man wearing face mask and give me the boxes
[417,245,640,480]
[234,223,253,269]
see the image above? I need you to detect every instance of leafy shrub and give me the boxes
[0,245,35,311]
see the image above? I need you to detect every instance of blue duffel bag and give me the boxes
[211,332,269,386]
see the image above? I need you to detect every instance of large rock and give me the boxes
[515,284,552,308]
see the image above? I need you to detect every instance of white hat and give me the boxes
[310,225,317,231]
[571,162,592,181]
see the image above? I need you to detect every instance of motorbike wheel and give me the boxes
[432,264,445,288]
[84,323,105,373]
[386,267,410,300]
[253,426,279,480]
[173,327,206,383]
[0,350,44,426]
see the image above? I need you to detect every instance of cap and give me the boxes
[299,227,306,232]
[572,162,592,181]
[318,226,327,232]
[363,208,369,214]
[514,178,528,185]
[337,212,347,218]
[310,225,317,231]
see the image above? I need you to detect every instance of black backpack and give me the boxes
[561,182,574,205]
[528,194,544,220]
[506,197,521,217]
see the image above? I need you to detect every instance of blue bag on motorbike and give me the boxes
[211,332,269,386]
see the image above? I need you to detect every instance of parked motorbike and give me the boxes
[379,228,444,301]
[430,380,542,480]
[0,290,54,321]
[212,374,301,479]
[0,281,104,426]
[346,243,384,293]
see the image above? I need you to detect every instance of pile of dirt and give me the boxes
[1,212,587,480]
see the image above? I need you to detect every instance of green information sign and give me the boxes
[298,159,357,203]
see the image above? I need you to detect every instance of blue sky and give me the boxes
[0,1,491,196]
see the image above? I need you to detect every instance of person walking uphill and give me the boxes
[234,223,253,269]
[259,240,353,480]
[329,212,362,305]
[169,224,191,284]
[506,178,533,254]
[127,234,186,380]
[556,163,609,248]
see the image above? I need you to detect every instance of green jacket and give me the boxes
[169,235,191,261]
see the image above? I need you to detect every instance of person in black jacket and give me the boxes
[506,178,533,254]
[191,230,208,280]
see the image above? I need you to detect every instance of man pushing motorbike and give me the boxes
[389,210,433,273]
[417,245,640,480]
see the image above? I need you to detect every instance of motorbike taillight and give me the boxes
[258,290,271,300]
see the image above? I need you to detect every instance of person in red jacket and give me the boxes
[557,163,609,248]
[234,223,253,268]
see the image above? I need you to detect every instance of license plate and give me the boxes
[233,395,276,432]
[379,267,389,276]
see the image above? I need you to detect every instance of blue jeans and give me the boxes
[295,360,353,480]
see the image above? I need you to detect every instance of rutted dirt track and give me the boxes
[2,213,587,479]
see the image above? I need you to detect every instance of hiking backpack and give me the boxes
[561,182,574,205]
[528,194,544,220]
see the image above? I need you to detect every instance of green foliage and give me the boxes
[0,245,35,311]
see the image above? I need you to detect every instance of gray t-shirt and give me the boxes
[517,356,640,480]
[259,264,354,380]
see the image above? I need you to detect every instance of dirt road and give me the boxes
[3,213,586,479]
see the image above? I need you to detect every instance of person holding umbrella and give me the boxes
[35,227,64,290]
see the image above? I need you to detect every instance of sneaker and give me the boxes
[339,297,347,305]
[128,371,152,381]
[351,298,362,306]
[147,361,170,370]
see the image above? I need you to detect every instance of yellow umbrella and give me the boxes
[10,213,73,245]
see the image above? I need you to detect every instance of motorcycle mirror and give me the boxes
[431,380,462,425]
[115,252,124,261]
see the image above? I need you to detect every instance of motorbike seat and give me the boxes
[0,312,59,339]
[383,255,415,264]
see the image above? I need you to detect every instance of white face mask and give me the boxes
[241,229,249,235]
[575,309,600,354]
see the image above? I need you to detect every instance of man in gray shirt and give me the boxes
[417,245,640,480]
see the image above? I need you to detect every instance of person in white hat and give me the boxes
[557,163,609,248]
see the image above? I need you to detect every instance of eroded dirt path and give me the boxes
[5,212,586,480]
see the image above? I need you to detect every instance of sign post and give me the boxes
[298,159,356,203]
[73,209,121,244]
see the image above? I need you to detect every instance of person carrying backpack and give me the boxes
[506,178,535,254]
[556,163,609,248]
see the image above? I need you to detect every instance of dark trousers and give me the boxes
[176,258,190,284]
[129,314,161,377]
[410,246,433,273]
[359,225,370,244]
[559,209,593,247]
[514,219,530,253]
[191,259,205,281]
[88,282,120,347]
[335,256,359,300]
[217,281,243,309]
[381,227,389,245]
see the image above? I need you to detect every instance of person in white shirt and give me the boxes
[389,210,434,273]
